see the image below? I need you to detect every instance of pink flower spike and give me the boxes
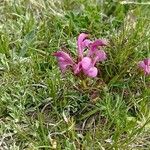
[85,67,98,78]
[139,58,150,75]
[53,51,74,72]
[77,33,89,58]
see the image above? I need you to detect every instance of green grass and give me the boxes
[0,0,150,149]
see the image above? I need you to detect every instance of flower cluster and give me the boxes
[53,33,150,78]
[53,33,107,78]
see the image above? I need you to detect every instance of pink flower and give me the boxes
[90,39,107,51]
[81,57,98,77]
[139,58,150,75]
[53,51,74,72]
[74,57,98,77]
[77,33,91,58]
[53,33,107,78]
[88,39,107,62]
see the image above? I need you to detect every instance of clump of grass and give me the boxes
[0,0,150,149]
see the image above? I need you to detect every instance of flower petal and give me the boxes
[139,61,146,69]
[138,60,150,75]
[77,33,89,57]
[53,51,73,64]
[91,39,107,49]
[58,62,68,73]
[88,39,107,56]
[81,57,92,70]
[85,67,98,78]
[145,66,150,75]
[144,58,150,66]
[73,62,82,74]
[93,50,107,65]
[82,39,92,48]
[53,51,74,72]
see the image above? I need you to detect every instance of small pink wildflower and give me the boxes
[139,58,150,75]
[53,33,107,78]
[53,51,74,72]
